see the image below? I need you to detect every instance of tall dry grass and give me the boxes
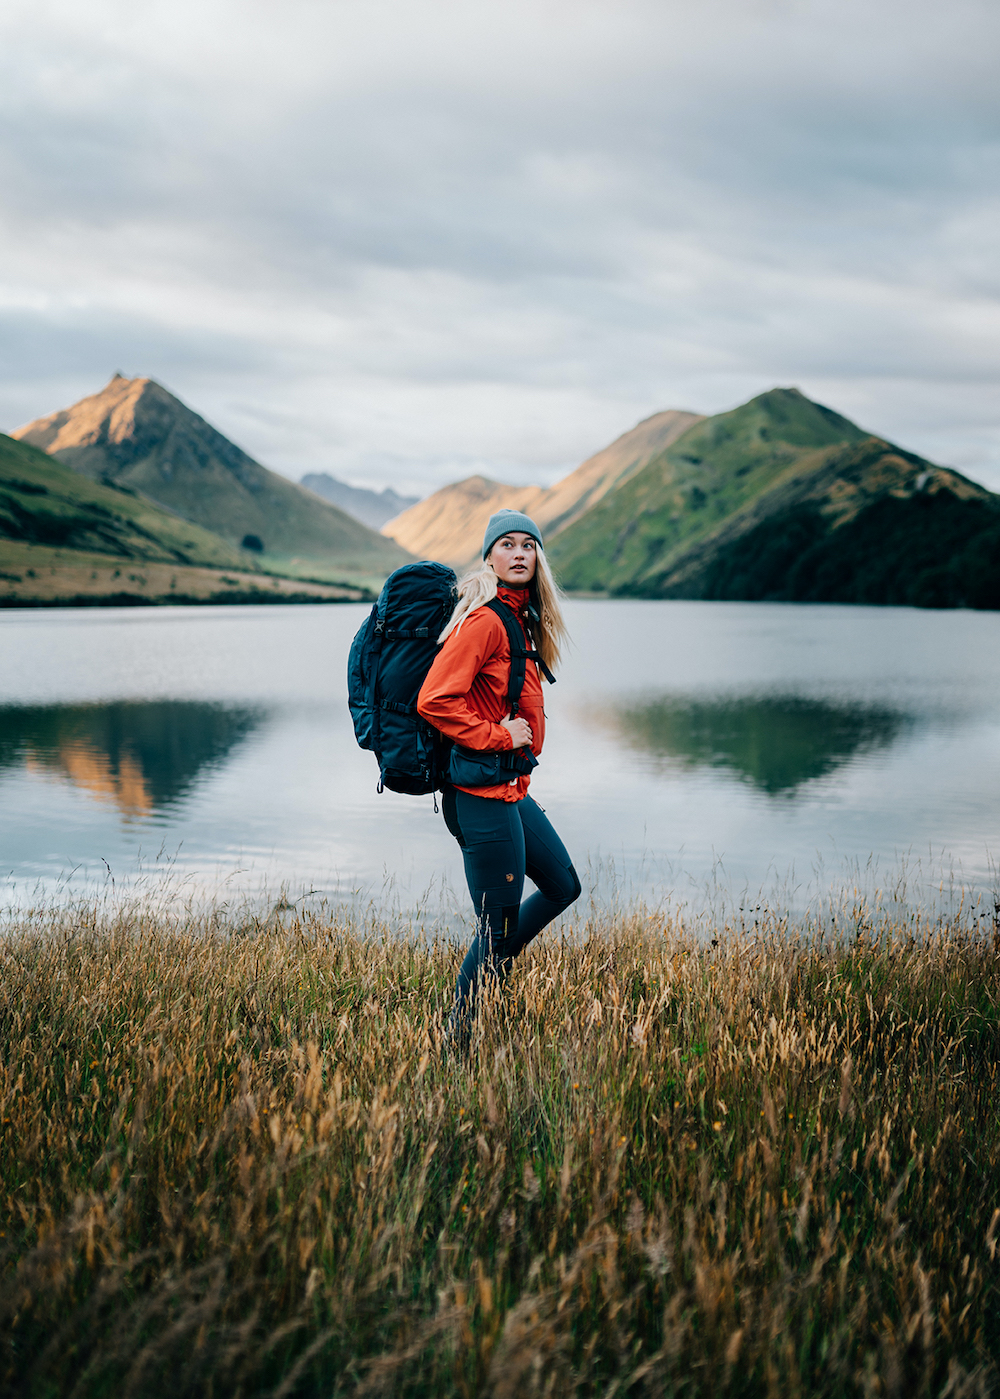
[1,893,999,1397]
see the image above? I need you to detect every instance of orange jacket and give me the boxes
[417,585,545,802]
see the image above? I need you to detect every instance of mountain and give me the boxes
[547,389,1000,609]
[382,409,703,568]
[0,432,371,605]
[383,475,545,569]
[13,375,412,586]
[531,408,706,537]
[300,473,420,530]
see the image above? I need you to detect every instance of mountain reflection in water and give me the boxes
[591,694,911,795]
[0,701,264,818]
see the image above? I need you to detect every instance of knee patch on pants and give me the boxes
[541,861,581,910]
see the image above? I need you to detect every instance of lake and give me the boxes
[1,600,998,919]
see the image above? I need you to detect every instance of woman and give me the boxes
[418,509,582,1043]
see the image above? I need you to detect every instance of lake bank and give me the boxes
[0,540,372,607]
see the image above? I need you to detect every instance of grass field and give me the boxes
[2,893,999,1396]
[0,540,370,606]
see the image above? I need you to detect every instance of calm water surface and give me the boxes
[1,600,998,913]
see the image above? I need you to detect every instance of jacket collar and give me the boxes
[496,584,530,615]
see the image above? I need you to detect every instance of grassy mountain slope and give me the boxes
[0,435,370,605]
[696,484,1000,610]
[547,388,998,606]
[14,376,412,585]
[537,408,704,538]
[1,432,249,568]
[382,409,703,567]
[547,389,869,591]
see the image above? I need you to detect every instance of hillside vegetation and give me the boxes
[0,435,369,605]
[2,898,998,1397]
[1,432,248,569]
[697,484,1000,610]
[548,390,998,605]
[14,375,412,587]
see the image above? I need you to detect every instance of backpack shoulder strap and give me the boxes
[485,598,526,717]
[484,597,556,717]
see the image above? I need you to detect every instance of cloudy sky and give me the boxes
[2,0,998,495]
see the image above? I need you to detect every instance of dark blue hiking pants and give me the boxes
[442,787,582,1027]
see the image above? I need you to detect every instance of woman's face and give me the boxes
[488,532,538,587]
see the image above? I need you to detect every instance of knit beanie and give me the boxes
[482,509,544,559]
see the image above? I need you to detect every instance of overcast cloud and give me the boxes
[1,0,998,493]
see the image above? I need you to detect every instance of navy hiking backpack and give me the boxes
[348,561,458,795]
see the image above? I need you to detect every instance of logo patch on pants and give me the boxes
[506,873,514,882]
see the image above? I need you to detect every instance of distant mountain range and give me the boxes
[383,409,702,568]
[300,473,419,531]
[386,388,1000,610]
[8,376,997,612]
[14,376,412,588]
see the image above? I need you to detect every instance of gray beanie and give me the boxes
[482,509,543,559]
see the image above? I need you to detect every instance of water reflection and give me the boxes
[589,694,912,794]
[0,701,264,817]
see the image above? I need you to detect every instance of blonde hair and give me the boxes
[438,547,568,674]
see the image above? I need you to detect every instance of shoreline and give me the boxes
[0,588,370,608]
[0,540,374,606]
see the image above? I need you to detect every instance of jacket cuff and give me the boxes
[493,724,513,751]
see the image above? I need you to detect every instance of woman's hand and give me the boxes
[501,715,533,749]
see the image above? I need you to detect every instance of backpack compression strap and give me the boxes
[484,598,556,718]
